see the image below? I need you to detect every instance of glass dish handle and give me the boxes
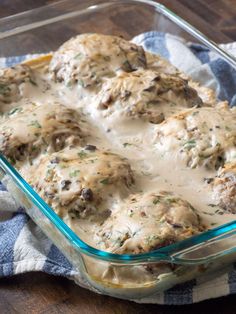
[163,221,236,265]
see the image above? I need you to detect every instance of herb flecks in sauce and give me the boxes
[28,120,42,129]
[78,151,88,159]
[100,178,110,185]
[2,34,236,288]
[69,170,80,178]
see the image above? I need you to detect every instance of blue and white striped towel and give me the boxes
[1,32,236,305]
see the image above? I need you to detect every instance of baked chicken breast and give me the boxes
[97,191,203,254]
[21,146,134,220]
[155,105,236,169]
[95,69,202,124]
[0,102,86,164]
[49,33,147,88]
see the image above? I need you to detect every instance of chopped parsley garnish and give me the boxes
[77,79,85,87]
[153,197,160,205]
[225,126,232,131]
[183,139,196,150]
[74,52,83,60]
[69,170,80,178]
[103,56,111,61]
[45,168,53,180]
[123,142,132,148]
[66,81,73,88]
[145,235,160,245]
[60,163,67,169]
[165,197,176,203]
[128,210,134,217]
[78,151,88,159]
[28,120,42,128]
[0,83,10,94]
[214,209,224,215]
[207,204,217,207]
[89,159,96,163]
[29,78,37,86]
[100,178,109,185]
[8,107,22,115]
[121,60,132,72]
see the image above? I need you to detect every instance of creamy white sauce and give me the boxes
[33,76,234,241]
[1,64,234,239]
[1,40,235,292]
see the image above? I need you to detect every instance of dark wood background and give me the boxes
[1,0,236,42]
[1,1,236,313]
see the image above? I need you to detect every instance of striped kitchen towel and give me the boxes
[1,32,236,305]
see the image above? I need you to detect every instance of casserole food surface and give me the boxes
[1,32,236,296]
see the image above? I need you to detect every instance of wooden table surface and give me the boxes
[1,1,236,313]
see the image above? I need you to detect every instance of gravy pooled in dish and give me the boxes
[1,33,236,277]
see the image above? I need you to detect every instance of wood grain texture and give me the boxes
[0,0,236,42]
[1,272,236,314]
[1,0,236,313]
[159,0,236,42]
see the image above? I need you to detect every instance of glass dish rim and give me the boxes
[1,0,236,67]
[1,0,236,265]
[2,154,236,265]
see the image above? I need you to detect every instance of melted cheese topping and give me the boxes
[0,33,236,287]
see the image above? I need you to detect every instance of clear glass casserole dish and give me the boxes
[1,0,236,300]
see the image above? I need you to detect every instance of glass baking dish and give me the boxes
[1,0,236,300]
